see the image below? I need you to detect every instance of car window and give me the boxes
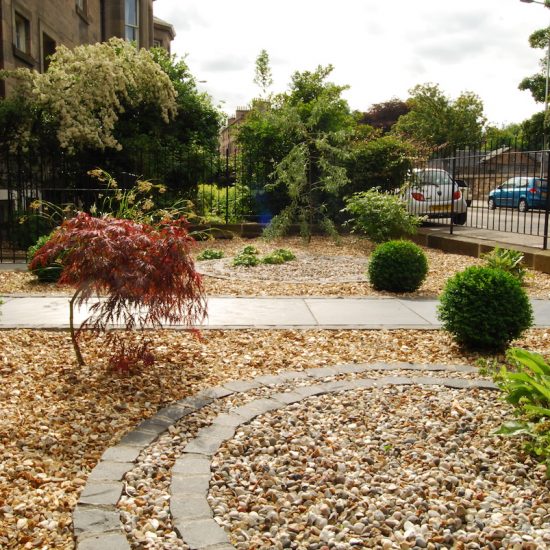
[416,170,452,185]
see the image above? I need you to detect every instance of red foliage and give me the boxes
[29,212,206,371]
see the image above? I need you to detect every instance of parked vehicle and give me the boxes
[455,178,472,206]
[402,168,468,225]
[488,176,548,212]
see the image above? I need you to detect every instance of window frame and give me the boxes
[125,0,140,45]
[14,11,30,54]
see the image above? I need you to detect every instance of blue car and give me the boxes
[488,176,548,212]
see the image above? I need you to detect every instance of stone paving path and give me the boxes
[73,362,498,550]
[3,295,550,329]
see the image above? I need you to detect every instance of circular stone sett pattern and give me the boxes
[195,255,369,284]
[72,363,550,550]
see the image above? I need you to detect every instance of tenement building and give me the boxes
[0,0,175,96]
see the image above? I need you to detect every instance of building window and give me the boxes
[42,33,56,72]
[125,0,139,44]
[14,12,30,54]
[76,0,88,17]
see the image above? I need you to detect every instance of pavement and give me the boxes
[2,294,550,329]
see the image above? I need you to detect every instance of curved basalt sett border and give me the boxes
[73,362,495,549]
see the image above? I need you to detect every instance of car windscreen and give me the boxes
[414,170,453,186]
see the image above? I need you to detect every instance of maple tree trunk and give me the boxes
[69,289,85,366]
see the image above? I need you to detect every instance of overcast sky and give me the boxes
[154,0,550,126]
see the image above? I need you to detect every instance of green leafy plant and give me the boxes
[196,183,252,223]
[242,245,259,255]
[272,248,295,261]
[482,246,528,284]
[367,240,428,292]
[261,252,286,265]
[494,348,550,477]
[232,252,260,267]
[438,266,533,351]
[344,188,421,243]
[261,248,296,265]
[27,233,64,282]
[197,249,224,261]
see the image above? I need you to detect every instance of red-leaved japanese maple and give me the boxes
[28,212,206,371]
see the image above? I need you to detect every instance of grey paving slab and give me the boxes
[204,297,316,327]
[78,481,123,506]
[171,474,211,495]
[173,455,212,476]
[531,299,550,327]
[174,518,231,548]
[77,533,130,550]
[73,506,121,535]
[86,460,133,482]
[100,445,141,463]
[304,298,437,328]
[3,295,550,328]
[171,495,213,521]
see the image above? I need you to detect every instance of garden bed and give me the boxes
[3,236,550,298]
[1,328,550,548]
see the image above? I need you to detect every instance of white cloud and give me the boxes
[154,0,550,125]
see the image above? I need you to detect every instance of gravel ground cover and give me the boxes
[1,328,550,549]
[4,236,550,297]
[213,386,550,549]
[2,234,550,549]
[118,367,488,549]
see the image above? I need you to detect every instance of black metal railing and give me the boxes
[417,140,550,248]
[2,139,550,263]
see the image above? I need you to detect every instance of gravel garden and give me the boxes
[1,234,550,549]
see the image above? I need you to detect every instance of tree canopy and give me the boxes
[0,38,222,155]
[393,83,486,150]
[518,27,550,104]
[359,98,410,133]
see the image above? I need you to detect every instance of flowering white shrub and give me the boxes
[2,38,177,152]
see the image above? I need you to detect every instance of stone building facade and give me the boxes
[0,0,175,96]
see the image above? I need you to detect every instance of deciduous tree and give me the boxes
[393,83,486,150]
[29,213,206,371]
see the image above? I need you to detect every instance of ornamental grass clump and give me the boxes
[28,212,206,371]
[367,240,428,292]
[438,266,533,351]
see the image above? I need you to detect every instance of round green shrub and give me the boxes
[368,240,428,292]
[438,266,533,351]
[27,233,64,282]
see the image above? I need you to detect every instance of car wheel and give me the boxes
[518,199,528,213]
[488,198,496,210]
[453,212,467,225]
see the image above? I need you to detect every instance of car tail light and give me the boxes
[528,187,537,194]
[453,190,461,200]
[411,192,425,201]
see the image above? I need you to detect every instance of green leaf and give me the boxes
[494,421,531,436]
[509,348,550,376]
[523,404,550,417]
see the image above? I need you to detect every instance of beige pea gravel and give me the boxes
[1,235,550,548]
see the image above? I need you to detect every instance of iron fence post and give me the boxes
[544,149,550,250]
